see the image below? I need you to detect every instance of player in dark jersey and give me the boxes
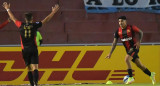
[106,16,156,85]
[0,18,10,29]
[3,2,59,86]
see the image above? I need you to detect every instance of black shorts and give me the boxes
[22,47,39,66]
[127,48,139,62]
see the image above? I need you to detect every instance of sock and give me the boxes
[28,71,34,86]
[143,68,151,76]
[33,69,39,85]
[128,69,133,77]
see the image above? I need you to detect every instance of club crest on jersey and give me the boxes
[127,29,130,33]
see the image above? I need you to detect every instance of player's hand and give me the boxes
[52,4,59,13]
[106,53,111,59]
[2,2,10,10]
[134,41,140,49]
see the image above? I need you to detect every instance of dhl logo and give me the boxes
[0,46,136,85]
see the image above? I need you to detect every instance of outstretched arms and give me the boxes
[2,2,17,23]
[3,2,59,25]
[106,38,118,59]
[41,4,59,25]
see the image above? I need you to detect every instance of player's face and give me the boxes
[119,19,127,29]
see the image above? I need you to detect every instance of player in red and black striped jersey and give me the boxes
[106,16,156,84]
[114,25,140,55]
[3,2,59,86]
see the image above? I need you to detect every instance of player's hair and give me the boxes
[118,16,127,20]
[24,12,33,21]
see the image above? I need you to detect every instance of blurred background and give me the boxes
[0,0,159,45]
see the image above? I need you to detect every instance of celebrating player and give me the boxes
[3,2,59,86]
[106,16,156,85]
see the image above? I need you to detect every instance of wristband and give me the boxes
[6,9,10,11]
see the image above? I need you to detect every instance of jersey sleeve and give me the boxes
[0,20,9,29]
[15,20,22,28]
[114,29,119,39]
[132,25,140,33]
[35,22,42,29]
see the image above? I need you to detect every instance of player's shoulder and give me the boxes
[20,22,26,26]
[130,25,138,28]
[32,22,42,27]
[34,22,42,24]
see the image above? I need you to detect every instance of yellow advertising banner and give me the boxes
[0,45,159,85]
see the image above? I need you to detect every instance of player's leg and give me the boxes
[134,58,156,85]
[134,58,147,72]
[130,48,156,85]
[125,54,134,84]
[27,65,34,86]
[127,48,139,78]
[22,50,34,86]
[125,55,132,76]
[32,64,39,86]
[31,48,39,86]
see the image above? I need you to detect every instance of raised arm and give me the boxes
[41,4,59,25]
[106,38,118,59]
[2,2,17,23]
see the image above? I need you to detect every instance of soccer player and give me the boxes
[106,16,156,85]
[36,31,43,46]
[3,2,59,86]
[0,18,10,29]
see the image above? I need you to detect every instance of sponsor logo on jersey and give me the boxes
[121,37,132,41]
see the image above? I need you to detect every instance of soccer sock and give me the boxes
[33,69,39,85]
[127,69,133,77]
[143,68,151,76]
[28,71,34,86]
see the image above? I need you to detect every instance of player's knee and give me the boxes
[27,66,32,71]
[125,56,130,62]
[32,64,38,70]
[33,68,38,70]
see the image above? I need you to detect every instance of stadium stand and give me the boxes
[0,0,159,44]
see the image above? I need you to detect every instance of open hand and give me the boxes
[134,41,140,49]
[52,4,59,13]
[2,2,10,10]
[106,53,112,59]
